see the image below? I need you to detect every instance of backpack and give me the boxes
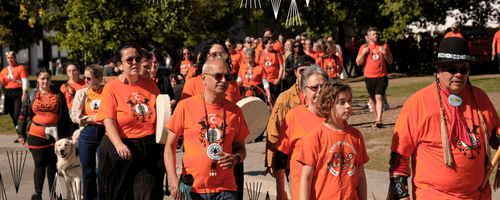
[364,42,386,71]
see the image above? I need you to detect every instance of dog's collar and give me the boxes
[67,164,80,169]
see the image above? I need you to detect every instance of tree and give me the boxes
[42,0,262,63]
[0,0,44,51]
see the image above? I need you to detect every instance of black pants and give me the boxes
[233,162,243,200]
[99,135,162,200]
[28,135,57,194]
[5,88,22,126]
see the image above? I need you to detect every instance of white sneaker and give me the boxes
[361,103,371,109]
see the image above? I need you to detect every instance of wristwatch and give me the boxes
[235,154,241,164]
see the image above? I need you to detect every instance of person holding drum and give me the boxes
[60,61,87,133]
[265,55,316,177]
[70,64,104,200]
[0,51,29,143]
[181,38,242,104]
[164,58,249,200]
[96,42,162,199]
[274,65,328,200]
[17,67,72,200]
[236,48,271,103]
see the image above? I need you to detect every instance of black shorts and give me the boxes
[364,76,388,99]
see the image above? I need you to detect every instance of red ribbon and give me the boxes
[439,84,472,146]
[23,143,54,149]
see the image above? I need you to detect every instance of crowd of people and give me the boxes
[0,25,499,200]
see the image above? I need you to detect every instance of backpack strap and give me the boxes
[258,50,263,63]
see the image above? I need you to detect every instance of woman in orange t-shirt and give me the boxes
[17,67,72,199]
[70,64,105,200]
[236,48,271,102]
[173,47,194,77]
[298,81,368,200]
[96,42,162,200]
[275,65,328,200]
[316,41,344,80]
[60,61,86,133]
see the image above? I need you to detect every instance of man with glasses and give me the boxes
[264,55,315,179]
[388,37,500,200]
[165,58,249,200]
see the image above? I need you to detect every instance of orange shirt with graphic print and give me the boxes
[180,76,242,103]
[297,122,369,200]
[180,60,193,76]
[31,91,60,139]
[256,51,284,83]
[60,79,86,110]
[166,94,250,193]
[238,63,268,97]
[82,87,103,125]
[391,83,500,199]
[316,56,342,79]
[357,43,391,78]
[277,105,325,200]
[96,77,160,139]
[229,51,242,76]
[0,64,28,89]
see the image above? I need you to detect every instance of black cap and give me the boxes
[294,55,315,70]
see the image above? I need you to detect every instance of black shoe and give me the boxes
[14,139,19,143]
[31,192,42,200]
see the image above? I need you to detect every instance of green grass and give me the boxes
[0,114,17,135]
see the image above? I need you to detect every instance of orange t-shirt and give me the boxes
[180,76,242,104]
[82,87,102,125]
[306,51,319,60]
[444,32,464,39]
[180,60,193,76]
[0,64,28,89]
[256,51,284,83]
[30,91,60,139]
[255,40,285,55]
[185,66,197,80]
[316,56,342,79]
[297,122,369,200]
[60,79,86,110]
[277,105,325,200]
[229,51,242,76]
[166,94,250,193]
[357,43,391,78]
[96,77,160,139]
[493,31,500,54]
[238,63,268,97]
[391,83,499,199]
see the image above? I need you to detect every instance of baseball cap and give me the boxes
[294,55,315,70]
[244,37,252,43]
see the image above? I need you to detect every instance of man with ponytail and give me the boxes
[388,37,500,199]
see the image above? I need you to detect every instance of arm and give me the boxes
[380,45,394,64]
[164,130,181,199]
[356,47,369,66]
[21,90,27,103]
[71,89,92,124]
[492,40,496,58]
[388,152,411,200]
[217,140,246,170]
[357,165,367,200]
[16,93,31,145]
[103,118,131,160]
[299,164,313,200]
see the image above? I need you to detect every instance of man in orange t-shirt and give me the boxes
[356,27,393,128]
[164,59,249,200]
[444,23,465,39]
[180,75,241,103]
[491,26,500,73]
[389,37,500,200]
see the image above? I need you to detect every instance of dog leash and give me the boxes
[23,143,54,149]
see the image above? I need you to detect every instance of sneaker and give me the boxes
[384,103,390,110]
[361,103,372,109]
[31,192,42,200]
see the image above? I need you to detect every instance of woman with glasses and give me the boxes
[0,51,29,140]
[17,67,71,200]
[285,41,305,87]
[71,64,104,200]
[60,61,86,133]
[172,47,194,77]
[96,42,162,199]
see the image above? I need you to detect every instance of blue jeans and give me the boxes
[189,191,238,200]
[78,124,105,200]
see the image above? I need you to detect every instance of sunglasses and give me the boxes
[209,52,228,59]
[306,84,324,92]
[5,51,15,55]
[293,45,302,48]
[443,67,470,74]
[123,56,141,64]
[183,53,191,55]
[204,73,232,81]
[84,76,92,81]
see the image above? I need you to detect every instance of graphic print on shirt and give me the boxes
[327,61,334,73]
[88,98,101,111]
[126,92,152,122]
[327,141,357,176]
[264,56,273,67]
[35,94,59,117]
[454,121,482,159]
[197,113,227,148]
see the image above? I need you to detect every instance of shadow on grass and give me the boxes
[244,171,264,176]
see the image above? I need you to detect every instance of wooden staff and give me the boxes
[479,147,500,190]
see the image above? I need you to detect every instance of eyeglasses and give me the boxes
[306,84,324,92]
[293,45,302,48]
[209,52,228,59]
[204,73,232,81]
[5,51,15,55]
[443,67,470,74]
[83,76,92,81]
[122,56,141,64]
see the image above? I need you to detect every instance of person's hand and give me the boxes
[168,176,184,200]
[217,152,237,170]
[273,79,281,85]
[115,143,132,160]
[379,45,387,55]
[18,138,25,145]
[267,94,272,103]
[237,80,242,86]
[362,46,370,55]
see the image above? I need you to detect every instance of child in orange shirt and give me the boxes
[297,81,368,200]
